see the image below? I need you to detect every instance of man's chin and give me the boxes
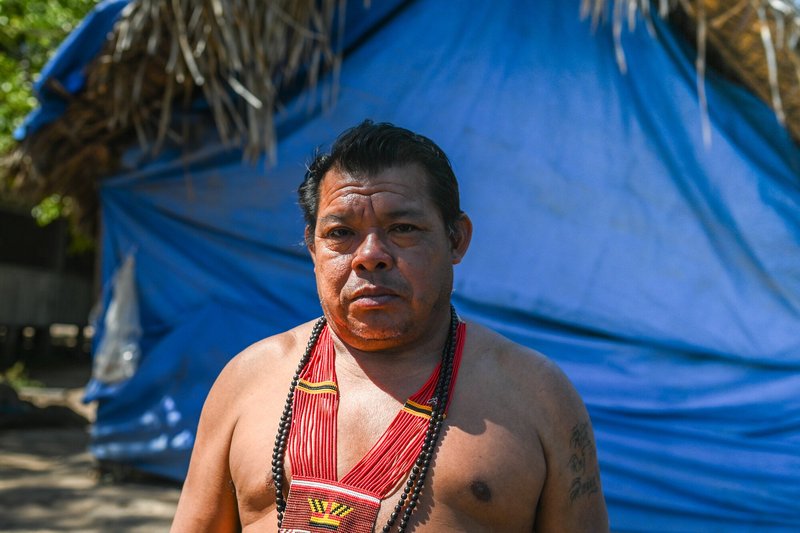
[336,313,411,346]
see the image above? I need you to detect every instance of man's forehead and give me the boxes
[318,164,433,202]
[318,205,428,224]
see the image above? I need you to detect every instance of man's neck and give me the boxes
[327,312,453,397]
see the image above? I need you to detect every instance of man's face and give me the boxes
[308,164,470,352]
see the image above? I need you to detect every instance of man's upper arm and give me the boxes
[170,358,242,532]
[533,361,609,532]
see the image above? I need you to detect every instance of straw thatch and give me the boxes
[1,0,341,235]
[584,0,800,144]
[2,0,799,235]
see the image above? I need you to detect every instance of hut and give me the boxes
[3,0,800,530]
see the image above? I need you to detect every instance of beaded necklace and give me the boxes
[271,306,462,532]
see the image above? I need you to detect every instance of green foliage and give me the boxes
[28,193,94,251]
[0,361,43,389]
[0,0,98,153]
[67,223,95,253]
[1,0,98,240]
[31,192,66,225]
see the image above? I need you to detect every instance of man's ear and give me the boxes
[450,213,472,265]
[305,226,316,263]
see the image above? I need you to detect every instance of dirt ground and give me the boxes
[0,363,181,532]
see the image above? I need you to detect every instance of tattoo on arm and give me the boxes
[567,421,599,503]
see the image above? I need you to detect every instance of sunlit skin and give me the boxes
[308,164,471,361]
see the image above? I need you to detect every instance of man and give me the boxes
[172,121,609,532]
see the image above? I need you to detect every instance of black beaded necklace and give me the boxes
[271,306,460,533]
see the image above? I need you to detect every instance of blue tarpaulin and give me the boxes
[23,0,800,530]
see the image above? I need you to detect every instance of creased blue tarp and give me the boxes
[22,0,800,530]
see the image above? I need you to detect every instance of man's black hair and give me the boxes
[298,120,462,244]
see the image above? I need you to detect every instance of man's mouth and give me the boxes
[350,287,399,306]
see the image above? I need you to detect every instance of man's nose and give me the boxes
[352,232,393,271]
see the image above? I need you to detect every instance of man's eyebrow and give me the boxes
[318,214,346,225]
[384,208,427,220]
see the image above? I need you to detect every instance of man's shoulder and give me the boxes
[462,320,562,383]
[460,320,586,427]
[216,318,321,388]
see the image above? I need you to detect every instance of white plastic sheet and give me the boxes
[92,253,141,383]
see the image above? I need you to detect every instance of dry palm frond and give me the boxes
[1,0,343,235]
[582,0,800,145]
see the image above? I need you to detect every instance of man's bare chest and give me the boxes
[229,392,542,531]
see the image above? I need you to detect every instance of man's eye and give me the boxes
[392,224,417,233]
[326,228,352,238]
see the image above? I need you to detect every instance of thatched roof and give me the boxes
[584,0,800,144]
[2,0,800,235]
[1,0,340,235]
[683,0,800,141]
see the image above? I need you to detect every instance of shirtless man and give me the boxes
[171,121,609,532]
